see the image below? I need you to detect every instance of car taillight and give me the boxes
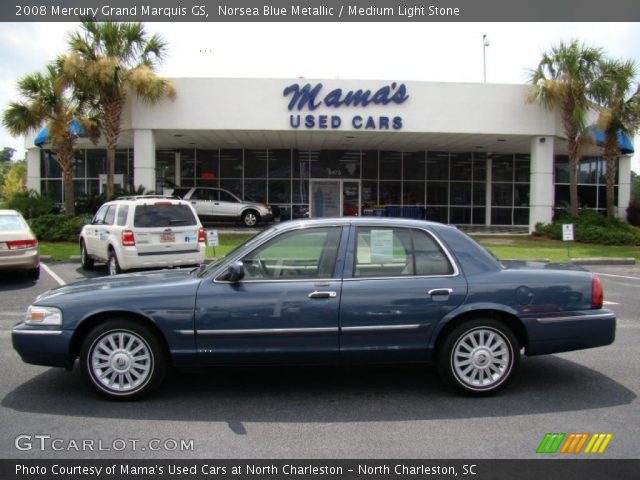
[592,274,603,309]
[6,239,37,250]
[198,228,206,244]
[121,230,136,246]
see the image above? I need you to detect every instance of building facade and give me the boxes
[26,78,632,231]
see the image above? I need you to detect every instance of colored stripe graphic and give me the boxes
[537,433,566,453]
[560,433,589,453]
[584,433,613,454]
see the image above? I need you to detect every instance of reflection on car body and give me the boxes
[13,218,615,400]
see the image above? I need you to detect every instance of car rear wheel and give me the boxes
[80,320,167,400]
[241,210,260,227]
[27,265,40,280]
[80,240,94,270]
[437,318,519,396]
[108,250,121,276]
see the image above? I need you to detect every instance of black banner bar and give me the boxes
[2,459,639,480]
[3,0,640,22]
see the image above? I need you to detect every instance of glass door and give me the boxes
[310,180,361,218]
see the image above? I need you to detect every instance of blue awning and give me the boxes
[587,125,634,155]
[34,119,87,147]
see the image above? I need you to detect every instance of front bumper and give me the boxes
[12,323,74,368]
[524,309,616,356]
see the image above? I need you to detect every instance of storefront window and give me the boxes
[361,150,378,179]
[245,150,268,179]
[426,151,449,180]
[450,153,472,181]
[86,149,106,178]
[268,149,292,179]
[220,149,243,179]
[379,151,402,180]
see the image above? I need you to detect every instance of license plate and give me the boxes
[160,233,175,243]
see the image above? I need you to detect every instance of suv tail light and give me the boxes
[121,230,136,246]
[592,274,603,309]
[6,239,37,250]
[198,228,206,244]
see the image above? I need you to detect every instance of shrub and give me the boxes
[535,210,640,245]
[28,214,84,242]
[1,190,55,219]
[627,200,640,227]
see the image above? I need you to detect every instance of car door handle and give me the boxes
[428,288,453,296]
[308,291,337,299]
[191,201,197,204]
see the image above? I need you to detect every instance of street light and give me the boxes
[482,34,490,83]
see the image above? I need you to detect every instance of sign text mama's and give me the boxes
[283,82,408,131]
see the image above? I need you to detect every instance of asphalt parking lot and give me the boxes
[0,261,638,459]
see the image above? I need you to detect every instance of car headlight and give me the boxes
[25,306,63,326]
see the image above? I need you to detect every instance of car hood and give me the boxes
[501,260,588,272]
[35,268,198,303]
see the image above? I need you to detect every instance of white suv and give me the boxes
[79,196,206,275]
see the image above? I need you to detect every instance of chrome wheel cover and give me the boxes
[244,213,257,226]
[108,256,118,276]
[451,327,512,390]
[89,330,153,394]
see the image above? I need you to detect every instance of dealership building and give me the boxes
[25,78,633,232]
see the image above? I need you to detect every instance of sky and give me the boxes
[1,21,639,170]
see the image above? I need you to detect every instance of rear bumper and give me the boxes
[0,249,39,270]
[12,323,73,368]
[119,246,206,271]
[524,309,616,356]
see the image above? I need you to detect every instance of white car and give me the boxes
[170,187,272,227]
[0,209,40,279]
[79,196,206,275]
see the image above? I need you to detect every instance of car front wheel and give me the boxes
[80,320,167,400]
[437,318,519,396]
[241,210,260,227]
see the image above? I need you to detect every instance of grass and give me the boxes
[38,233,640,264]
[473,235,640,263]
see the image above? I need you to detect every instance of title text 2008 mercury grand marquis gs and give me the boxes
[12,218,616,400]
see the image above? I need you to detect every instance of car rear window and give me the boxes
[0,215,26,230]
[133,204,198,228]
[171,188,192,199]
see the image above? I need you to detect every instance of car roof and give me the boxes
[0,209,22,215]
[272,217,455,232]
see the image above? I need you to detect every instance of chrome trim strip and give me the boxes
[536,313,616,323]
[12,329,63,335]
[341,324,421,332]
[215,277,339,284]
[196,327,339,336]
[428,288,453,295]
[176,330,194,336]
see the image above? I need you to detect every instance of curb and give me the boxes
[570,257,636,266]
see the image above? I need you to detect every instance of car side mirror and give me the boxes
[227,261,245,282]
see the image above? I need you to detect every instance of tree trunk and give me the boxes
[103,97,124,200]
[604,135,619,219]
[55,143,75,216]
[562,104,581,217]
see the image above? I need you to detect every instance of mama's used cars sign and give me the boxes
[283,82,408,130]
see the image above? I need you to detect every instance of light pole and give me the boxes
[482,34,490,83]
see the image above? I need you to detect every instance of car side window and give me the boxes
[193,189,217,201]
[354,227,414,277]
[412,229,454,276]
[103,206,116,226]
[240,227,341,280]
[93,205,109,225]
[116,205,129,226]
[219,191,237,203]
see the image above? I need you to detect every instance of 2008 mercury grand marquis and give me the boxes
[12,218,616,400]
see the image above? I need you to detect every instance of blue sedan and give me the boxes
[12,218,616,399]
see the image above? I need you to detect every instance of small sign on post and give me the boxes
[206,229,219,256]
[562,223,574,261]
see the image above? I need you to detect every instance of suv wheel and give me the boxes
[437,318,519,396]
[80,240,94,270]
[108,250,122,276]
[80,319,167,400]
[241,210,260,227]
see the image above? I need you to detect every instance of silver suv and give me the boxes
[79,196,206,275]
[170,187,272,227]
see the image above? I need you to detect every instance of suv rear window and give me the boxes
[133,204,198,228]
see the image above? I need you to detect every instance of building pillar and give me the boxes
[26,148,41,193]
[485,157,492,225]
[133,129,156,192]
[529,136,555,232]
[617,155,632,220]
[174,151,181,187]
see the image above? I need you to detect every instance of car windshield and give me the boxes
[133,204,198,228]
[193,226,276,278]
[0,214,26,230]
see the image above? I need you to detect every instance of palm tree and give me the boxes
[2,63,98,215]
[62,20,175,199]
[527,40,603,216]
[595,59,640,218]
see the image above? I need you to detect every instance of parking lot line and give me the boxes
[595,272,640,281]
[41,263,66,286]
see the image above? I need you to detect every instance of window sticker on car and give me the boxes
[184,232,197,243]
[99,231,108,241]
[370,229,394,263]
